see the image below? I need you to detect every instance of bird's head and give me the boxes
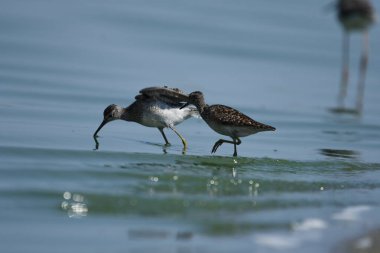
[93,104,123,137]
[180,91,205,110]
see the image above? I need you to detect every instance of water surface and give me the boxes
[1,0,380,252]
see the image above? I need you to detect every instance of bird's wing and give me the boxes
[137,86,189,105]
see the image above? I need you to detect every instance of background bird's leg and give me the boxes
[356,31,369,115]
[158,128,170,146]
[338,31,350,108]
[168,125,187,149]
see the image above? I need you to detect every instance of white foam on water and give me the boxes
[292,218,328,231]
[254,218,328,250]
[332,205,371,221]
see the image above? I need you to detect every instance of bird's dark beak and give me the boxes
[180,102,190,110]
[93,120,108,138]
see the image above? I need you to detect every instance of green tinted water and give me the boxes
[2,146,380,252]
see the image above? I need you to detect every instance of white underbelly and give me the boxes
[207,122,258,138]
[140,111,167,128]
[139,101,192,128]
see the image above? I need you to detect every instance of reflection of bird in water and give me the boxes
[335,0,376,114]
[181,91,275,157]
[93,86,197,150]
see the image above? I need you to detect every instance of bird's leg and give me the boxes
[158,128,170,146]
[93,135,100,150]
[232,137,242,157]
[211,138,241,156]
[338,31,350,108]
[356,31,369,115]
[211,139,229,154]
[168,125,187,149]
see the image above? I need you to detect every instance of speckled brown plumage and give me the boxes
[182,91,275,156]
[204,104,275,131]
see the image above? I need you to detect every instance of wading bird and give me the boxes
[93,86,197,150]
[335,0,375,114]
[181,91,275,157]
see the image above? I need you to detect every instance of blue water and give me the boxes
[1,0,380,252]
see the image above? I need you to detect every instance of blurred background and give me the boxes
[1,0,380,252]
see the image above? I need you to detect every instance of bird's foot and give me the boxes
[164,142,172,147]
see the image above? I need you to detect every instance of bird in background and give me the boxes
[180,91,275,157]
[93,86,198,150]
[335,0,376,114]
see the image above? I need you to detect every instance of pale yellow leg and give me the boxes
[169,126,187,149]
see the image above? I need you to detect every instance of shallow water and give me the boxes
[1,0,380,252]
